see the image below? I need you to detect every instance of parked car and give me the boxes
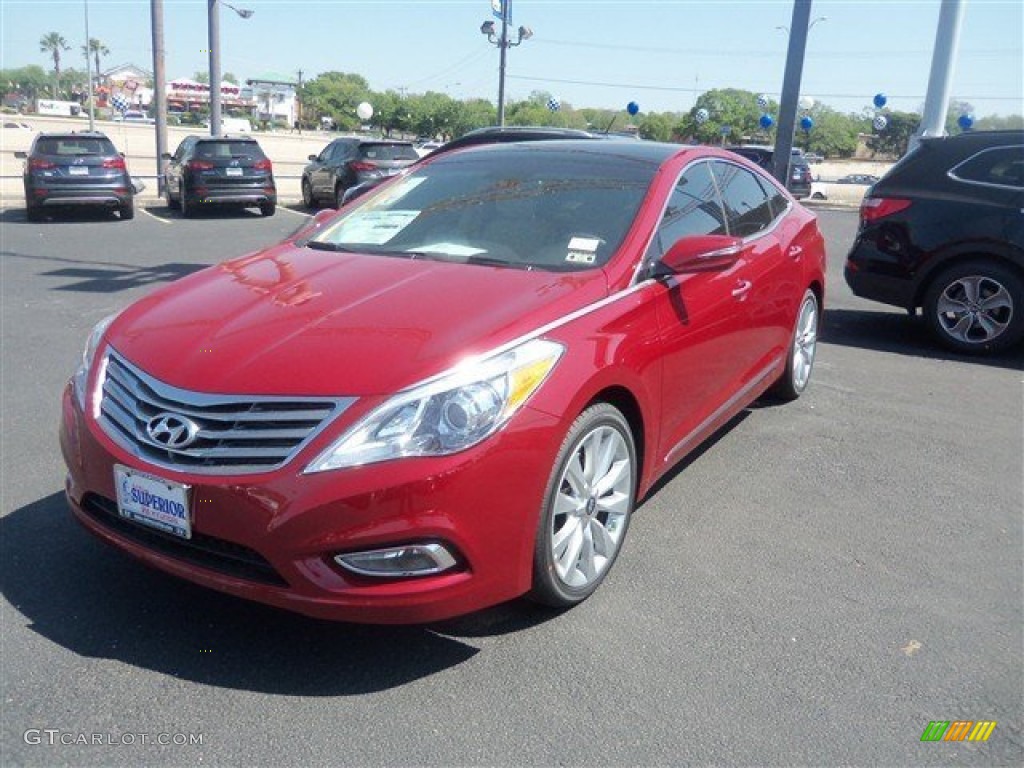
[60,140,826,624]
[725,145,813,199]
[16,130,133,221]
[845,129,1024,354]
[301,138,419,208]
[836,174,879,185]
[162,135,276,217]
[340,126,605,205]
[804,152,824,164]
[116,110,154,124]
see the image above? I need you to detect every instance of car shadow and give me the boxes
[154,204,269,220]
[823,308,1024,371]
[2,248,208,293]
[1,493,485,695]
[0,207,124,224]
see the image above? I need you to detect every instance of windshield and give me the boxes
[309,145,654,271]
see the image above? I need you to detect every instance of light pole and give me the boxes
[208,0,253,136]
[83,0,95,131]
[480,3,532,126]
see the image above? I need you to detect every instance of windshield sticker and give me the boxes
[372,176,426,206]
[565,236,602,264]
[332,210,419,245]
[412,242,487,257]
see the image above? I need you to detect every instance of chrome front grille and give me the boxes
[97,349,352,474]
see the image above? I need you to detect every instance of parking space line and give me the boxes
[279,206,312,219]
[139,206,173,224]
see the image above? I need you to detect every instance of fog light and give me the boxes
[334,543,457,578]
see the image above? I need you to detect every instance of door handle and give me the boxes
[788,245,803,259]
[732,280,753,298]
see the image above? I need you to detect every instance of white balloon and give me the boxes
[695,108,710,124]
[356,102,374,121]
[798,96,815,111]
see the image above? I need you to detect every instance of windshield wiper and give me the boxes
[464,255,532,270]
[304,241,356,252]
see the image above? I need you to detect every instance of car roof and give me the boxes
[35,131,111,139]
[434,137,681,165]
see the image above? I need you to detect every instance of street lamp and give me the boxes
[480,10,533,126]
[208,0,253,136]
[776,16,827,34]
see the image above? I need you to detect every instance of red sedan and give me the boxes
[60,140,826,623]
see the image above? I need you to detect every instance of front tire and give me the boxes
[530,403,637,608]
[770,288,819,401]
[923,260,1024,354]
[301,177,315,208]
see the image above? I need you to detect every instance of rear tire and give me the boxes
[923,260,1024,354]
[260,201,276,217]
[770,288,819,401]
[120,202,135,220]
[25,203,43,222]
[179,182,193,218]
[164,179,179,210]
[334,183,346,209]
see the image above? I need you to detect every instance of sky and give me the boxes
[2,0,1022,119]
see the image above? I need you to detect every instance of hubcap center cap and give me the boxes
[585,497,597,517]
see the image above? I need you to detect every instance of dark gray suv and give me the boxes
[301,138,419,208]
[17,131,134,221]
[163,135,277,217]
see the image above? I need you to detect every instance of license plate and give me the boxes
[226,167,243,176]
[114,465,192,539]
[69,166,89,176]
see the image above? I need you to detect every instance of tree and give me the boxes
[1,65,50,103]
[638,112,675,142]
[39,32,70,96]
[677,88,764,144]
[193,71,210,84]
[301,71,371,131]
[82,38,109,79]
[866,111,921,158]
[976,114,1024,130]
[797,104,863,158]
[223,72,238,85]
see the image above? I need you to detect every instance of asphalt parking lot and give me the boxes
[1,202,1021,766]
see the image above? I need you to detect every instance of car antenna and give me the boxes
[602,114,618,135]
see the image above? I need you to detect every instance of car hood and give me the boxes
[107,243,608,396]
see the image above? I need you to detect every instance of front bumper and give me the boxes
[59,380,561,624]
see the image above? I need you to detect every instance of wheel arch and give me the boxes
[912,246,1024,309]
[582,385,646,498]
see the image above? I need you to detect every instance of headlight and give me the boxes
[305,338,563,472]
[72,314,116,412]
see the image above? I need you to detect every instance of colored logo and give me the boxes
[921,721,996,742]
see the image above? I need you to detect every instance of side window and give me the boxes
[711,160,775,238]
[951,146,1024,189]
[759,175,789,219]
[318,143,335,163]
[648,161,726,260]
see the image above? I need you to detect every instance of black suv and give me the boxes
[17,131,134,221]
[301,138,419,208]
[163,135,276,217]
[845,130,1023,354]
[726,145,813,199]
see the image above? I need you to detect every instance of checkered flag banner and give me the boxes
[547,96,560,112]
[111,94,129,113]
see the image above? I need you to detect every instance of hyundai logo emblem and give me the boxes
[146,412,200,449]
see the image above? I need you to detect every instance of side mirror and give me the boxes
[659,234,743,274]
[14,151,27,159]
[308,154,318,161]
[161,152,172,159]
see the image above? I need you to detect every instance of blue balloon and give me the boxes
[873,93,887,109]
[800,115,814,132]
[759,114,774,130]
[957,113,974,131]
[626,101,639,116]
